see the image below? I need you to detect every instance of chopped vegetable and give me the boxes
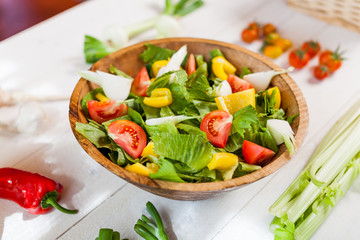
[269,98,360,240]
[134,201,170,240]
[267,119,296,154]
[131,67,151,97]
[242,140,275,165]
[88,100,128,124]
[185,53,196,76]
[141,141,158,157]
[156,45,187,77]
[152,60,169,77]
[143,88,173,108]
[125,162,158,177]
[207,152,238,180]
[200,110,233,148]
[227,74,253,93]
[78,70,133,101]
[211,56,237,80]
[215,88,256,114]
[243,67,294,92]
[108,120,147,159]
[214,80,232,97]
[265,87,281,109]
[145,115,197,126]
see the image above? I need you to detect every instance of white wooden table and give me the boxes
[1,0,360,239]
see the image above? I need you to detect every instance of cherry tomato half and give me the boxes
[288,49,310,69]
[131,67,151,97]
[241,27,259,43]
[227,74,253,93]
[313,65,329,80]
[108,120,147,159]
[301,40,321,59]
[319,49,343,72]
[200,110,233,148]
[88,100,128,124]
[242,140,275,165]
[185,53,196,76]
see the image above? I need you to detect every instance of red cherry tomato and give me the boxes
[200,110,233,148]
[241,27,259,43]
[185,53,196,76]
[301,40,321,59]
[319,49,343,72]
[227,74,253,93]
[313,65,329,80]
[262,23,276,36]
[131,67,151,97]
[242,140,275,165]
[288,49,310,69]
[88,100,128,124]
[107,120,147,159]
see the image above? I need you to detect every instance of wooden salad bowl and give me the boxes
[69,38,309,200]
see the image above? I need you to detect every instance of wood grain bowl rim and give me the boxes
[69,37,309,195]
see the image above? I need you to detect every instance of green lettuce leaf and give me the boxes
[176,123,207,138]
[108,65,133,79]
[224,132,243,153]
[150,157,185,183]
[75,121,111,149]
[84,35,112,64]
[188,75,214,101]
[160,106,175,117]
[80,88,105,118]
[239,66,252,78]
[140,43,175,64]
[256,89,286,123]
[192,100,218,116]
[152,133,215,173]
[232,105,259,137]
[145,121,178,138]
[169,82,190,114]
[245,126,278,153]
[178,167,217,182]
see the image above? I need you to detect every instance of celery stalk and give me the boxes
[269,98,360,240]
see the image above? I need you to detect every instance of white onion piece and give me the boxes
[156,45,187,77]
[244,67,294,92]
[79,70,133,101]
[215,80,232,97]
[267,119,296,154]
[145,115,194,126]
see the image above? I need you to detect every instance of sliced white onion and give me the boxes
[244,67,294,92]
[156,45,187,77]
[215,80,232,97]
[79,70,133,101]
[145,115,193,126]
[267,119,296,154]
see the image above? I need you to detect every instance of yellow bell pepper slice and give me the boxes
[143,88,172,108]
[215,88,256,114]
[212,56,237,80]
[125,163,153,177]
[95,93,110,102]
[208,152,238,171]
[141,141,159,157]
[152,60,168,77]
[207,152,239,180]
[146,162,160,173]
[266,87,281,109]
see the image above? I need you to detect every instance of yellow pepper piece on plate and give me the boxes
[95,93,110,102]
[125,163,153,177]
[211,56,237,80]
[207,152,239,180]
[141,141,159,157]
[266,86,281,109]
[152,60,168,77]
[215,88,256,114]
[143,88,172,108]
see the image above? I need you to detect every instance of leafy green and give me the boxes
[150,157,185,182]
[140,101,161,119]
[209,49,224,59]
[192,100,217,116]
[178,167,217,182]
[169,82,190,114]
[84,35,112,64]
[239,66,252,78]
[160,106,175,117]
[186,59,208,88]
[152,133,215,173]
[80,88,105,118]
[245,126,278,153]
[75,122,111,149]
[188,75,214,101]
[232,105,259,137]
[176,123,207,138]
[95,228,121,240]
[140,43,175,64]
[256,89,285,122]
[171,0,204,17]
[224,132,243,153]
[109,65,133,79]
[145,121,178,138]
[127,107,145,128]
[146,70,187,95]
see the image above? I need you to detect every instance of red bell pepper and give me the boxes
[0,167,78,215]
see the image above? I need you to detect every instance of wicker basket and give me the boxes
[287,0,360,33]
